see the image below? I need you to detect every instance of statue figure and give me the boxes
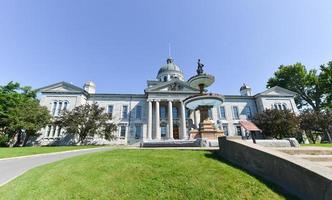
[196,59,204,75]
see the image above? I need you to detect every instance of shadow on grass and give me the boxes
[204,150,299,200]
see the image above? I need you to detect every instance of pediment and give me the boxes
[37,82,85,94]
[146,80,200,93]
[256,86,297,97]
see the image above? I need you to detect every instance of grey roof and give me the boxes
[157,58,183,76]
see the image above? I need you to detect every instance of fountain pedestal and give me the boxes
[184,60,225,143]
[189,119,224,140]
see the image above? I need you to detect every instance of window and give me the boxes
[56,101,63,116]
[120,126,126,138]
[160,106,166,119]
[172,107,179,119]
[122,105,128,119]
[108,105,113,119]
[164,76,167,82]
[135,106,142,119]
[57,127,62,137]
[222,124,228,135]
[51,126,56,137]
[161,126,167,138]
[208,108,213,119]
[273,103,287,110]
[235,125,242,136]
[46,125,51,137]
[220,106,226,119]
[52,102,57,116]
[232,106,239,119]
[186,109,190,118]
[245,106,252,119]
[63,101,68,111]
[135,125,142,139]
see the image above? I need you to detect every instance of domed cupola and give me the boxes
[157,58,184,82]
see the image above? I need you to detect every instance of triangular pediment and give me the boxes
[146,79,200,93]
[255,86,297,97]
[37,82,85,94]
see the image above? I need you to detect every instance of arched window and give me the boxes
[52,101,57,116]
[63,101,68,111]
[164,76,167,82]
[282,104,287,110]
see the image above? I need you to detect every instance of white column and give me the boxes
[155,100,161,140]
[147,100,152,140]
[194,110,198,128]
[168,100,173,139]
[180,101,187,139]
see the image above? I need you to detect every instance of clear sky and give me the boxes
[1,0,332,95]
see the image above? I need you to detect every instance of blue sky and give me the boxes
[0,0,332,95]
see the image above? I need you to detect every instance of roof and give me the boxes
[240,120,262,132]
[36,81,87,94]
[254,86,297,97]
[157,58,183,77]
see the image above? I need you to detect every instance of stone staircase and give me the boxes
[278,147,332,169]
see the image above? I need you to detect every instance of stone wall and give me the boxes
[218,136,332,200]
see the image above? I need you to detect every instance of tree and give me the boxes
[318,110,332,143]
[8,99,51,146]
[0,82,52,146]
[299,110,323,144]
[319,61,332,109]
[253,109,300,139]
[299,110,332,143]
[56,103,117,143]
[267,62,332,111]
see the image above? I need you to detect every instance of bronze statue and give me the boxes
[196,59,204,75]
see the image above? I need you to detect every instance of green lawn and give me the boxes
[301,143,332,148]
[0,146,98,159]
[0,149,292,200]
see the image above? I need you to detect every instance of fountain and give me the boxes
[184,59,225,140]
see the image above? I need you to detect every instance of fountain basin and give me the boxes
[188,74,215,91]
[184,93,224,110]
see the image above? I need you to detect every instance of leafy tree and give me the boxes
[267,62,332,111]
[8,99,51,146]
[299,110,332,143]
[319,62,332,109]
[299,110,323,144]
[0,81,51,146]
[318,110,332,143]
[253,109,300,139]
[55,103,117,143]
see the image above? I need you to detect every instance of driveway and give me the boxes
[0,147,113,186]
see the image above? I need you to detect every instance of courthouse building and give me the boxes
[37,58,299,145]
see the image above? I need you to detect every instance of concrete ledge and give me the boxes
[218,136,332,200]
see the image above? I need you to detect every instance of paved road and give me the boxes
[0,147,113,187]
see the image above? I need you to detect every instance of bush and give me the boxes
[0,134,9,147]
[253,109,299,139]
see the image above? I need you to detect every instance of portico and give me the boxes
[145,99,188,141]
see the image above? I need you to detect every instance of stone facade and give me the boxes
[36,58,299,145]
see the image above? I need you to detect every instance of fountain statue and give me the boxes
[184,59,225,140]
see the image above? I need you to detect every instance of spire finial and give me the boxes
[168,43,171,58]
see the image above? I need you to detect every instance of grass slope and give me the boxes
[0,149,290,200]
[0,146,98,159]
